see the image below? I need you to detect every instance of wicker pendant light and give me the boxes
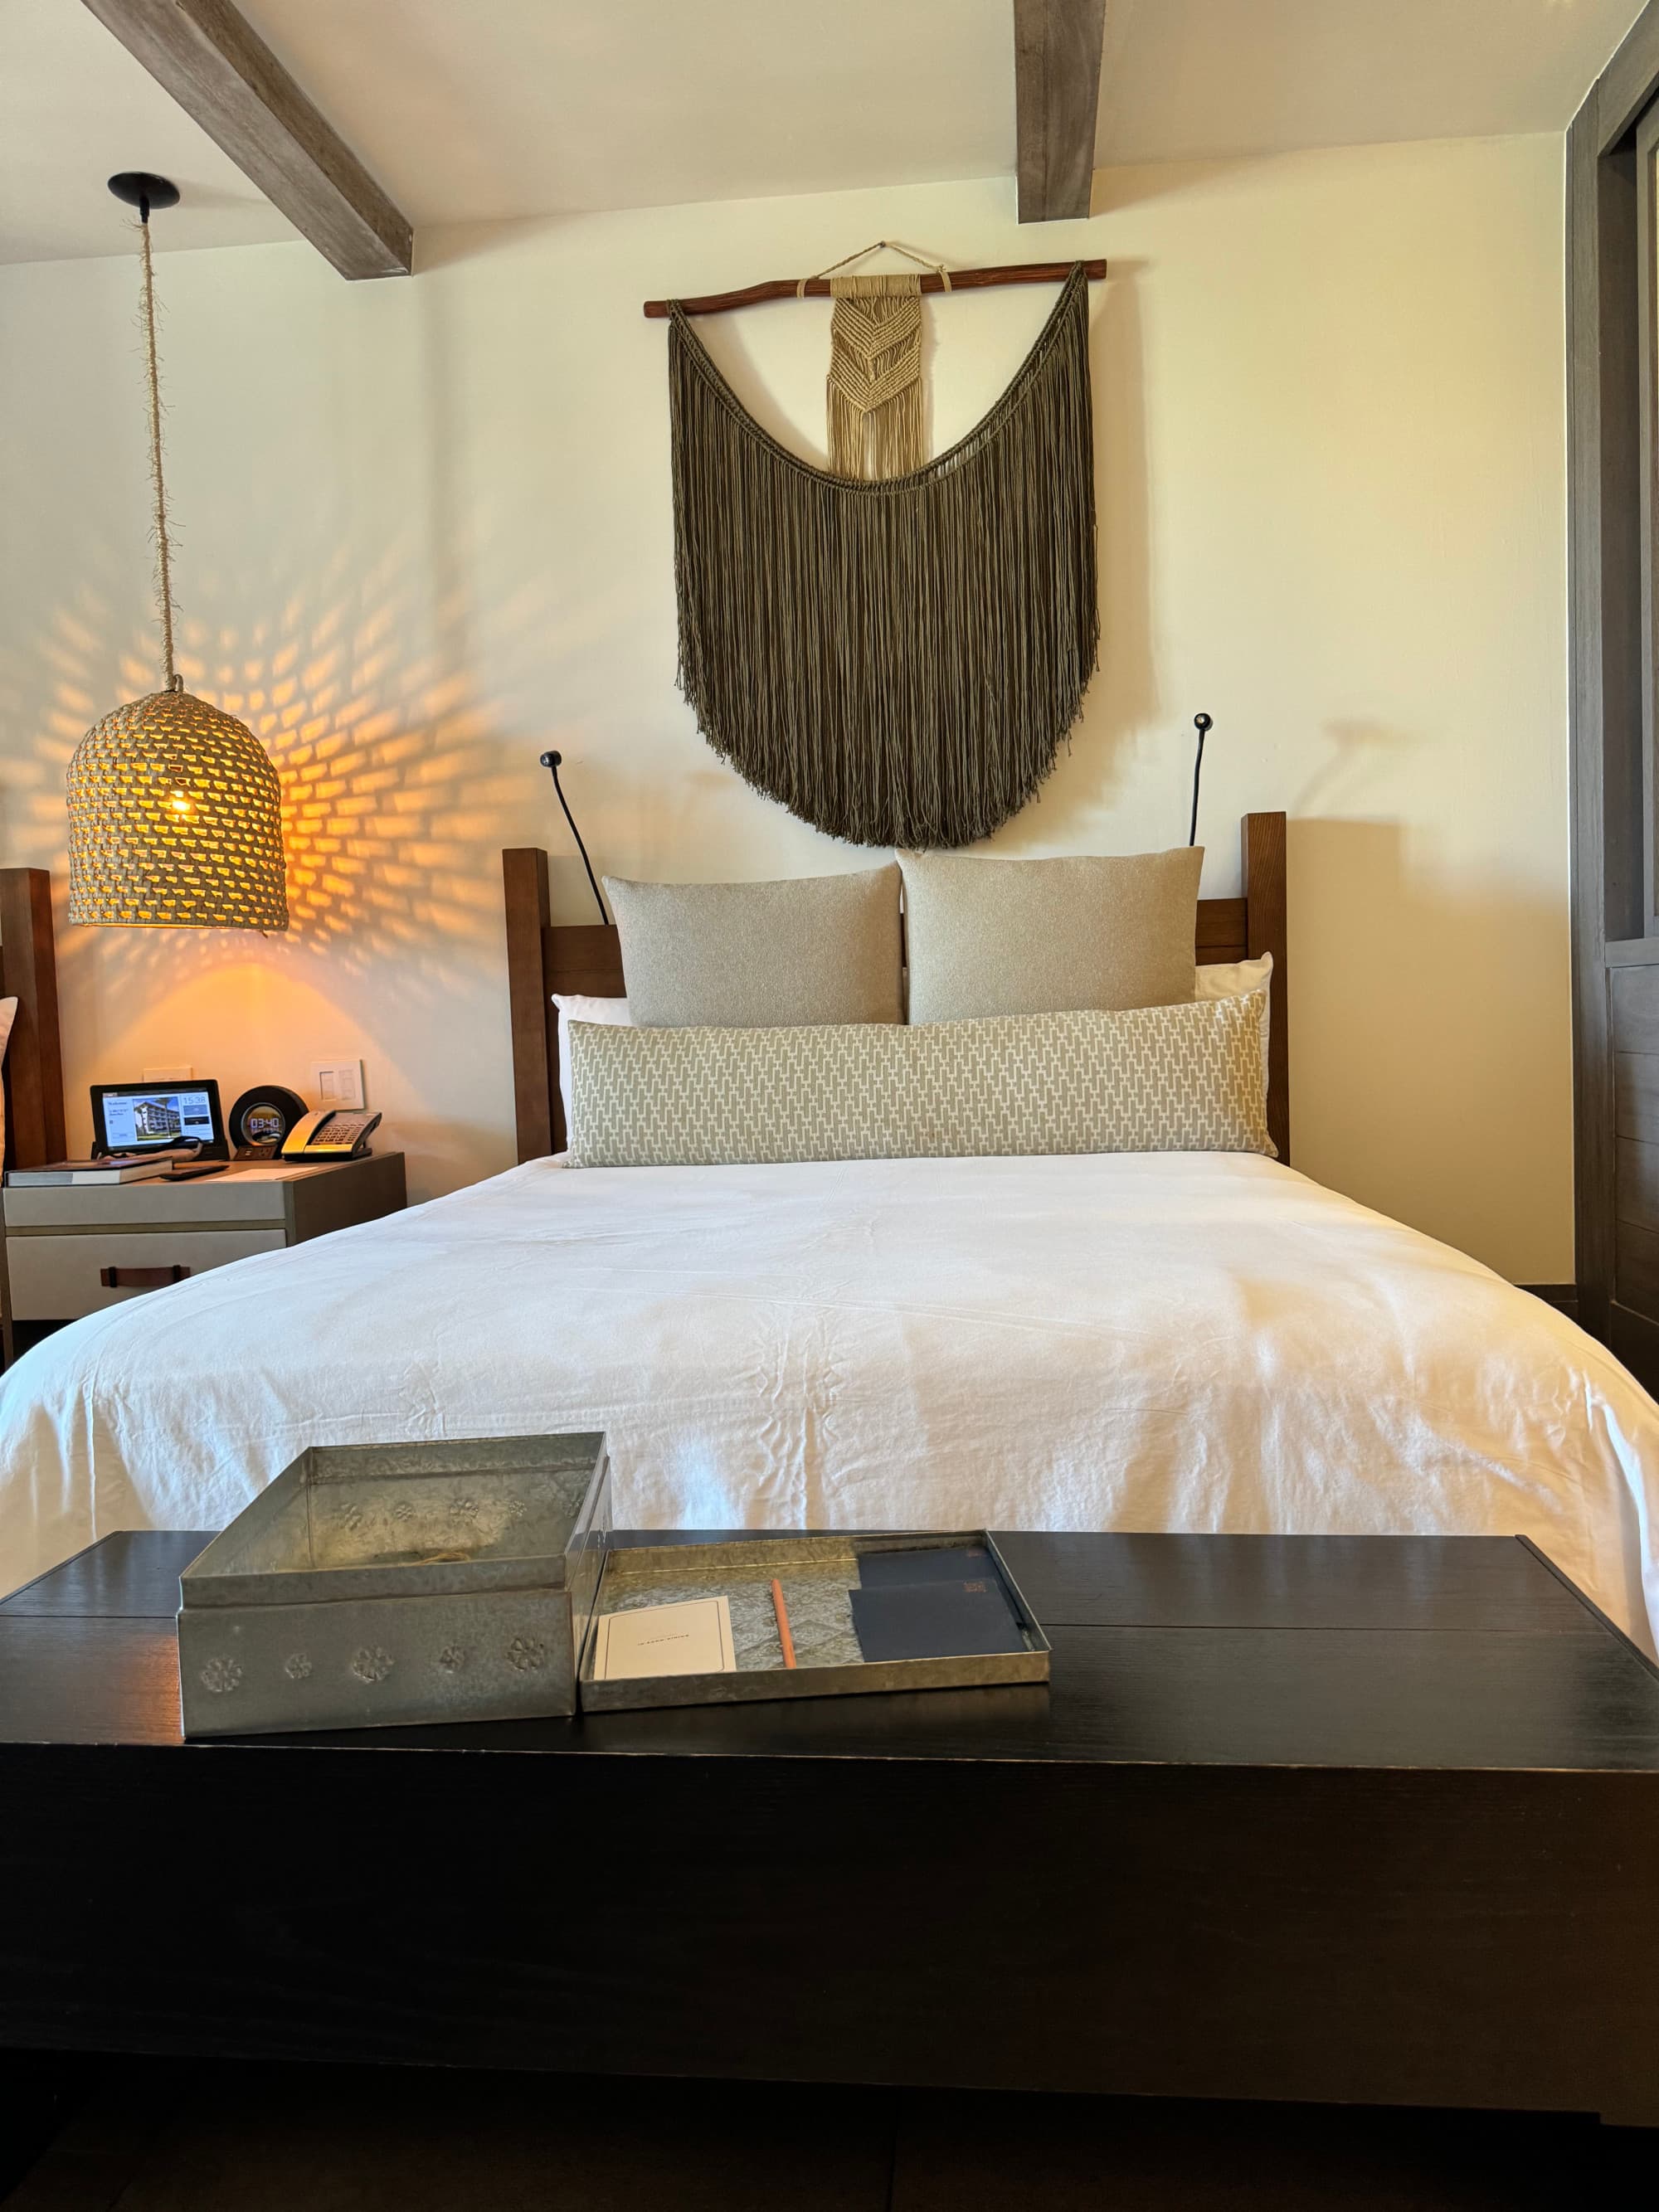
[67,174,287,931]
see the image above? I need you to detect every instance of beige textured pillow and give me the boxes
[604,866,902,1028]
[900,847,1203,1024]
[566,993,1272,1169]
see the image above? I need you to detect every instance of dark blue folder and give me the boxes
[849,1569,1026,1662]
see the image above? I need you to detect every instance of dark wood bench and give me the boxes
[1,1529,1656,2127]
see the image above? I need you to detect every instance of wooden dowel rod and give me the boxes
[642,257,1107,320]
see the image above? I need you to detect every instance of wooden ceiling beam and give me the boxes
[1014,0,1107,224]
[80,0,412,279]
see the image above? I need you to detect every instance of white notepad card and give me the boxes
[592,1595,736,1682]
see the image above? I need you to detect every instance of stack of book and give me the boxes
[6,1153,179,1188]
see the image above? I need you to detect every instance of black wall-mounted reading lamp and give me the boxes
[1189,713,1214,847]
[539,750,609,923]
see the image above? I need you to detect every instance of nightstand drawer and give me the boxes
[6,1230,286,1320]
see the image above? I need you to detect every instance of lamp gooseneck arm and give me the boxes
[1189,712,1212,848]
[540,751,609,924]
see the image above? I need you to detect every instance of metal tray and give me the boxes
[577,1529,1049,1713]
[178,1433,610,1737]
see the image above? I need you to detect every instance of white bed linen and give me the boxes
[2,1151,1656,1652]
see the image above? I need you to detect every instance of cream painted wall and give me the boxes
[0,136,1569,1276]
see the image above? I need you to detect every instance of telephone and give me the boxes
[280,1109,381,1161]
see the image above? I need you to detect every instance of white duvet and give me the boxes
[2,1150,1657,1650]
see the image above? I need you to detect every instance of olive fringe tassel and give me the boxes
[669,263,1098,851]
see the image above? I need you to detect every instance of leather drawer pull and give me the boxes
[100,1263,191,1290]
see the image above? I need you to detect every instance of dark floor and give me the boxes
[0,2060,1649,2211]
[0,1320,67,1374]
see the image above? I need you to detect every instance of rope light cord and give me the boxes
[796,239,952,299]
[67,173,289,931]
[136,204,178,689]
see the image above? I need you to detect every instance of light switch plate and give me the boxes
[312,1059,366,1111]
[142,1065,193,1082]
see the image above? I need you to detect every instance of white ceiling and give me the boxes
[1096,0,1648,162]
[0,0,298,261]
[0,0,1647,264]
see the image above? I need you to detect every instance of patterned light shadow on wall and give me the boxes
[2,523,531,1004]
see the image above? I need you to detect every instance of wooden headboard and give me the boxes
[503,811,1289,1166]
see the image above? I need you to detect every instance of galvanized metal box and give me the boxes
[178,1433,609,1738]
[577,1529,1049,1714]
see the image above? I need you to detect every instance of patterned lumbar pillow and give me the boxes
[565,989,1272,1169]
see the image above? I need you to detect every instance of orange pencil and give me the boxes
[770,1577,798,1669]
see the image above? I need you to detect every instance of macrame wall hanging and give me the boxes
[653,248,1105,850]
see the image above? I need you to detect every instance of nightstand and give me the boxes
[0,1153,406,1346]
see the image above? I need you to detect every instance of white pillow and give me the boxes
[1195,954,1271,1096]
[1194,952,1272,1002]
[552,994,630,1136]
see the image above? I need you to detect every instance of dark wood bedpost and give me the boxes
[1243,812,1290,1165]
[0,865,67,1367]
[0,868,66,1173]
[504,848,625,1159]
[503,848,555,1164]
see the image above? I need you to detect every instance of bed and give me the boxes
[2,822,1657,1661]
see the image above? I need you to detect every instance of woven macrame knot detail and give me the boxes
[828,273,925,481]
[67,688,289,930]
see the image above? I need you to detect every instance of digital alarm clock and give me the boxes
[226,1085,309,1159]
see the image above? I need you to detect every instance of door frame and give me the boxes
[1569,0,1659,1378]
